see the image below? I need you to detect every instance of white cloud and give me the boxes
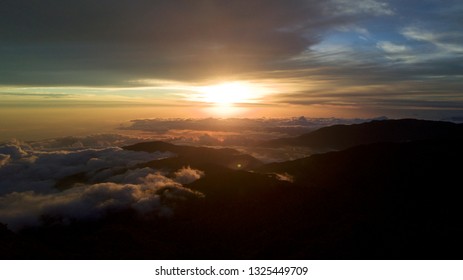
[377,41,410,53]
[401,26,463,54]
[375,41,417,63]
[328,0,394,16]
[0,139,207,230]
[100,167,155,184]
[173,166,205,184]
[401,26,436,42]
[274,173,294,183]
[0,182,191,231]
[353,26,370,36]
[0,141,174,195]
[0,167,205,231]
[374,27,463,64]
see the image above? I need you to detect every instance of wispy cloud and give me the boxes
[401,26,463,54]
[376,41,410,53]
[0,140,173,195]
[327,0,395,16]
[0,92,74,98]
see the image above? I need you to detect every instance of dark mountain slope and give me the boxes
[56,141,263,190]
[266,119,463,151]
[124,141,262,171]
[257,137,463,258]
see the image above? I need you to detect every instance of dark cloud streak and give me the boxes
[0,0,331,84]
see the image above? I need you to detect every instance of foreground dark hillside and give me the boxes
[2,120,463,259]
[258,138,463,258]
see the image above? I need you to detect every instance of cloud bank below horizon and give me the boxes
[0,140,205,230]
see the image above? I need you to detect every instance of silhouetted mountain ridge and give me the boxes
[265,119,463,151]
[124,141,263,171]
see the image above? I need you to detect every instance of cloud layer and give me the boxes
[0,0,327,84]
[0,140,205,230]
[121,117,389,162]
[0,0,398,85]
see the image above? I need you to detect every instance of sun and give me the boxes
[195,82,261,106]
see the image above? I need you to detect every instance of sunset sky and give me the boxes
[1,0,463,139]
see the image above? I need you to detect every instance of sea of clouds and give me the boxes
[0,138,205,231]
[0,117,390,230]
[121,117,379,145]
[118,117,386,162]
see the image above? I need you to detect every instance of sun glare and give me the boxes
[195,82,263,106]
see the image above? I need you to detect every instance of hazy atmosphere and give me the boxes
[1,0,463,261]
